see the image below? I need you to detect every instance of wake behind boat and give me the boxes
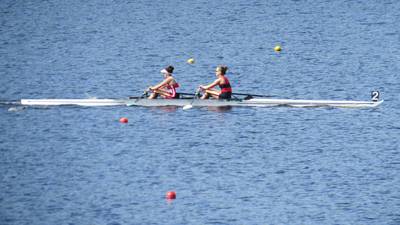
[20,98,127,106]
[18,91,383,108]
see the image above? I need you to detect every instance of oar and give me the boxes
[128,90,149,99]
[176,92,196,96]
[142,90,149,98]
[232,93,275,98]
[182,89,200,110]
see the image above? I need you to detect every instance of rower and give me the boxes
[199,65,232,100]
[148,66,180,99]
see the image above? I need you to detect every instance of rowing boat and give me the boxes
[19,97,383,108]
[126,98,383,108]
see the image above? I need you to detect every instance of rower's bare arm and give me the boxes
[201,78,221,90]
[151,77,173,90]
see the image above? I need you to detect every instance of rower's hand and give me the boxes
[199,85,205,90]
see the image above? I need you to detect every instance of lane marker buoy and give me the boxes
[166,191,176,200]
[119,117,128,123]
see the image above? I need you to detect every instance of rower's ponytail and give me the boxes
[218,65,228,75]
[166,65,174,74]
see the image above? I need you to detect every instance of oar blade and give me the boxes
[182,105,193,110]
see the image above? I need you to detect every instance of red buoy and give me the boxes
[166,191,176,200]
[119,117,128,123]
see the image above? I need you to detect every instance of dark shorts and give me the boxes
[219,92,231,100]
[163,93,180,99]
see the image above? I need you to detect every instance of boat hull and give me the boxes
[126,98,383,108]
[19,98,383,108]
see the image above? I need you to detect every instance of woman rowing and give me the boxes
[199,65,232,100]
[147,65,180,99]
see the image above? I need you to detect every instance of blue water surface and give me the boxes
[1,0,400,224]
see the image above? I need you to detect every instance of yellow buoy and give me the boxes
[187,58,195,64]
[274,45,282,52]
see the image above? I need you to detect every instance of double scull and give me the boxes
[17,92,383,108]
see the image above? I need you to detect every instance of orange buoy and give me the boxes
[119,117,128,123]
[166,191,176,200]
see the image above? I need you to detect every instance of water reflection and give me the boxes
[146,106,233,113]
[205,106,233,112]
[149,106,179,113]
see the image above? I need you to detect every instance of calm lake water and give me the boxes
[1,0,400,224]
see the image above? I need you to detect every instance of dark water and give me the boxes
[1,0,400,224]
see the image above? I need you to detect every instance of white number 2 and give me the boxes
[371,91,380,101]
